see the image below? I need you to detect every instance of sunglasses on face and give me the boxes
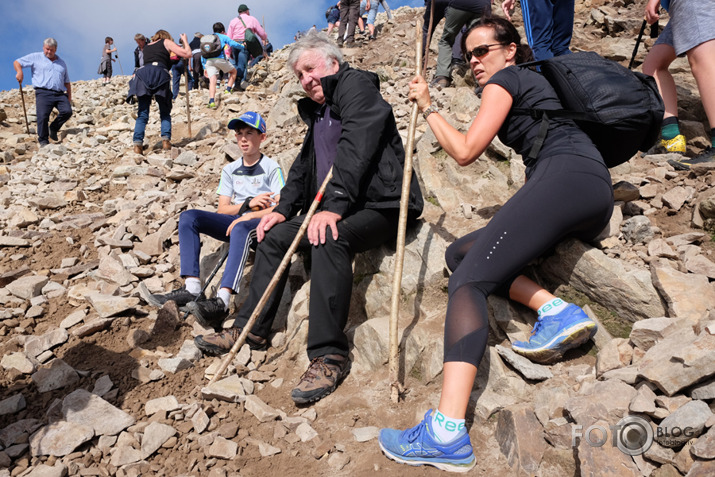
[464,43,505,61]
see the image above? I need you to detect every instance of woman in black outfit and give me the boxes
[378,17,613,472]
[131,29,191,154]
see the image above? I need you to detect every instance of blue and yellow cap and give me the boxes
[228,111,266,134]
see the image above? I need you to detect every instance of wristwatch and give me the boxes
[422,104,439,120]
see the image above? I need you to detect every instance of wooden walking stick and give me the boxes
[389,19,423,403]
[208,167,334,385]
[184,67,192,138]
[18,82,30,135]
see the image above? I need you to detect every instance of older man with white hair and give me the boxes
[195,30,423,405]
[13,38,72,146]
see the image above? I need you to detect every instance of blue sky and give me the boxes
[2,0,422,93]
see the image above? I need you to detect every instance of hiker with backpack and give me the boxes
[326,3,341,36]
[127,30,191,154]
[643,0,715,169]
[200,22,245,109]
[227,4,268,89]
[379,17,612,471]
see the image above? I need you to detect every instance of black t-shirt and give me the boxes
[143,40,171,69]
[486,66,601,172]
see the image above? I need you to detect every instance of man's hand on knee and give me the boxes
[256,212,286,242]
[308,211,342,246]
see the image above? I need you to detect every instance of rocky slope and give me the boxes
[1,2,715,476]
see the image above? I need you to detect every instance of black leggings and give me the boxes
[443,154,613,367]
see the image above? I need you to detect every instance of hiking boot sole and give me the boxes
[512,321,597,364]
[290,363,351,404]
[667,159,691,171]
[378,441,476,473]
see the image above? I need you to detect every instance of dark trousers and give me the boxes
[191,53,204,90]
[35,88,72,144]
[171,60,193,99]
[522,0,575,61]
[338,0,361,43]
[178,209,259,292]
[234,208,398,359]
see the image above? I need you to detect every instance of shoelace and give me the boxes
[300,357,334,383]
[403,419,428,443]
[530,317,545,337]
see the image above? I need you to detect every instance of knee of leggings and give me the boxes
[444,242,462,272]
[447,269,488,299]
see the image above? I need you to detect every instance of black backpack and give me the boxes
[516,52,664,168]
[200,34,222,58]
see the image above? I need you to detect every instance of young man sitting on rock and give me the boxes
[144,111,285,329]
[193,31,423,405]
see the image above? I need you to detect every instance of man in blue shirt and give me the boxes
[14,38,73,146]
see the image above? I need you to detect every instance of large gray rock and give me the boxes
[655,400,712,448]
[62,389,135,436]
[650,261,715,318]
[495,345,553,381]
[86,293,139,318]
[6,274,49,300]
[496,404,548,475]
[629,317,678,351]
[29,421,94,457]
[575,420,640,476]
[24,328,69,358]
[564,380,637,424]
[638,325,715,396]
[140,422,176,458]
[0,394,26,415]
[539,239,666,321]
[31,359,79,393]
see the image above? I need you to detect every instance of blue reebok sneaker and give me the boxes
[378,410,476,473]
[511,304,597,363]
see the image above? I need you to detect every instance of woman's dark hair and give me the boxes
[105,36,113,44]
[460,17,534,64]
[213,22,226,34]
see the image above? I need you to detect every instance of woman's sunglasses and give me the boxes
[464,43,505,61]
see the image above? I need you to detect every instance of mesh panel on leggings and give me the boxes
[443,283,490,367]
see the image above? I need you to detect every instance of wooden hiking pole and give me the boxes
[18,82,30,135]
[184,67,192,137]
[389,19,423,403]
[208,167,334,386]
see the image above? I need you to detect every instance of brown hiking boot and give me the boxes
[133,144,143,155]
[290,355,350,404]
[194,327,268,356]
[162,139,171,151]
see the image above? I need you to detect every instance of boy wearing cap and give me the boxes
[146,112,285,328]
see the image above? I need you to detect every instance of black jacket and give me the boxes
[274,63,423,220]
[126,64,172,103]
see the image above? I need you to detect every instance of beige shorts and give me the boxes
[205,58,235,77]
